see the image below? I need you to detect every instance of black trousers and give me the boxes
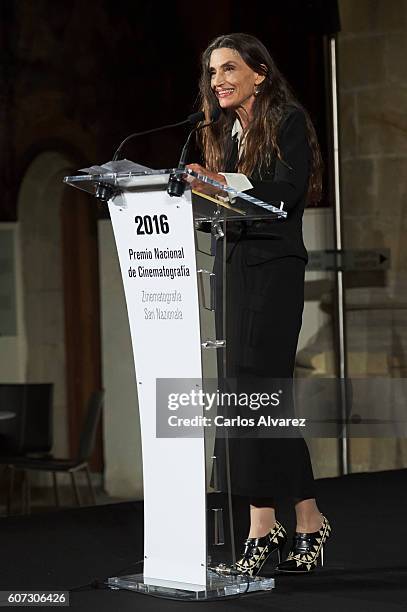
[212,238,315,503]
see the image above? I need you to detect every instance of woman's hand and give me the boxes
[185,163,227,197]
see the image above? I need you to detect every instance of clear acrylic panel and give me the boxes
[63,166,286,221]
[195,208,276,595]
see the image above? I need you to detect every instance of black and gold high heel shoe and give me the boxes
[276,514,331,573]
[233,520,287,577]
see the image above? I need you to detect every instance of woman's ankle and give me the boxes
[295,512,323,533]
[248,520,277,539]
[249,505,276,539]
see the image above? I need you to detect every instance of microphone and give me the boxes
[178,107,221,171]
[112,111,206,161]
[167,107,221,197]
[94,111,207,202]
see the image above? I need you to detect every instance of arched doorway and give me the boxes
[18,152,102,471]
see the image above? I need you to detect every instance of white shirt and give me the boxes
[218,119,253,199]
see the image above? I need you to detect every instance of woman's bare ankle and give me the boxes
[295,513,323,533]
[248,520,276,539]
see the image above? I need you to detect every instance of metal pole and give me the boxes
[329,35,350,475]
[221,216,236,564]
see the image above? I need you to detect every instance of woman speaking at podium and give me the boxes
[186,33,331,576]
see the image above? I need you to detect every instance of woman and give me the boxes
[186,33,331,575]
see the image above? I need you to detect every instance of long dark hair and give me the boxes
[198,32,323,204]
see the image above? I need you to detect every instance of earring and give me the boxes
[254,85,261,96]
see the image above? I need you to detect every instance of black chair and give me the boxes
[4,389,104,514]
[0,383,53,514]
[0,383,53,456]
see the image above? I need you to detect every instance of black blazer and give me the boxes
[226,105,310,265]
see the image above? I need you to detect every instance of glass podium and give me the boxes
[64,165,286,600]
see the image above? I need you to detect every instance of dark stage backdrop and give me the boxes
[0,0,339,468]
[0,0,340,221]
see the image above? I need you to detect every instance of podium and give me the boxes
[64,166,286,600]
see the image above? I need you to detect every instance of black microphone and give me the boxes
[112,111,206,161]
[178,107,221,170]
[94,111,206,202]
[167,107,221,197]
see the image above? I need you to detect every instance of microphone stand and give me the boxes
[167,109,221,198]
[94,112,207,202]
[166,124,209,197]
[112,111,205,162]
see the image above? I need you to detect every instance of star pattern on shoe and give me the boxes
[277,515,332,573]
[234,520,287,577]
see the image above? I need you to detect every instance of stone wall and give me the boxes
[338,0,407,471]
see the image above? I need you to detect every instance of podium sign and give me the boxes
[109,189,206,588]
